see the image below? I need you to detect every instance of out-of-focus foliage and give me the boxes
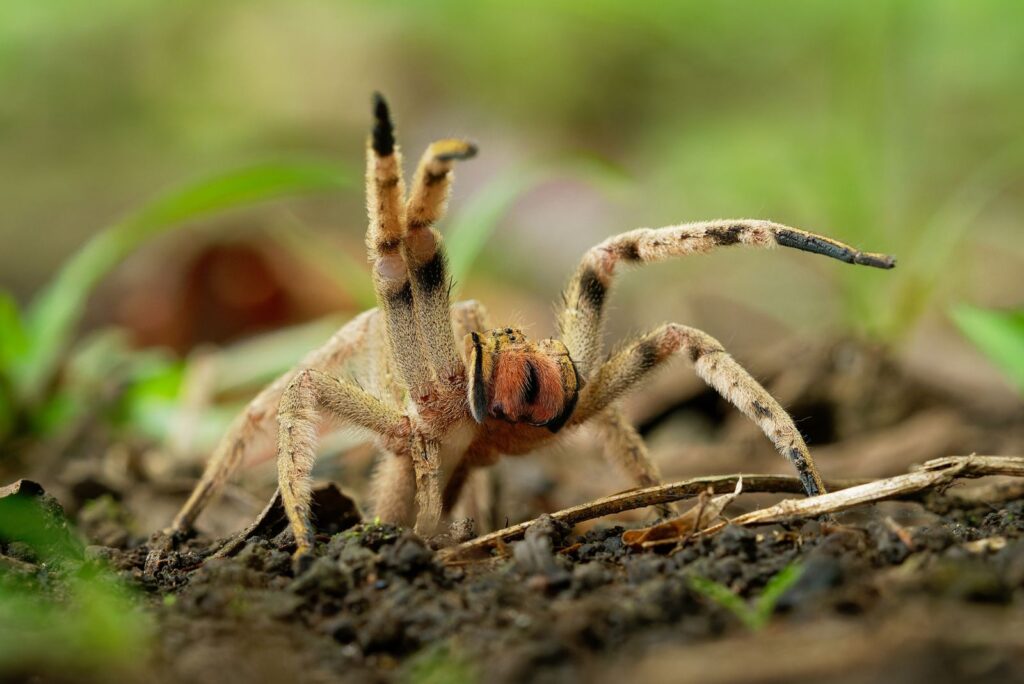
[17,161,355,404]
[951,306,1024,395]
[4,1,1022,341]
[0,493,151,677]
[401,643,477,684]
[0,162,354,448]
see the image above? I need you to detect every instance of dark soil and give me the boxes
[3,339,1024,683]
[6,485,1023,683]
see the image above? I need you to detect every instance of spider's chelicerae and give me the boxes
[166,94,895,567]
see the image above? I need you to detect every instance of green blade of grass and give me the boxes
[950,304,1024,394]
[15,160,356,404]
[754,562,803,626]
[687,575,760,631]
[0,292,27,440]
[268,221,378,310]
[205,313,351,396]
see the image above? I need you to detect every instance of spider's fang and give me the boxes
[371,92,395,156]
[468,332,488,423]
[543,354,580,433]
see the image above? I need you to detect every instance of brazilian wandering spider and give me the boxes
[160,93,895,569]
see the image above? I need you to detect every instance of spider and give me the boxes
[163,94,895,568]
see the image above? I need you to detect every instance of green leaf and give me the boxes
[268,221,377,310]
[0,291,28,376]
[950,305,1024,394]
[15,161,356,404]
[0,495,152,674]
[0,292,27,442]
[205,314,349,396]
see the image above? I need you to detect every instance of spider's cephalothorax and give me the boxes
[465,329,579,432]
[163,93,895,568]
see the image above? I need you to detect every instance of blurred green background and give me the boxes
[1,0,1023,453]
[3,1,1021,314]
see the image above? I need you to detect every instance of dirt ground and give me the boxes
[3,338,1024,683]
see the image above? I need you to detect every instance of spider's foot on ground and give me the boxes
[143,527,191,578]
[292,544,315,575]
[424,518,477,550]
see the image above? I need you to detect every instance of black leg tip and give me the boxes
[854,252,897,269]
[434,141,478,162]
[371,91,395,156]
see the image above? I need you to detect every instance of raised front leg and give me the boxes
[366,93,432,394]
[573,323,825,497]
[557,220,895,381]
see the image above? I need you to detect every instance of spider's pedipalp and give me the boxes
[557,219,896,381]
[573,323,825,497]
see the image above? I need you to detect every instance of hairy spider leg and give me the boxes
[556,220,894,497]
[167,310,378,535]
[572,323,825,496]
[368,300,492,527]
[557,219,895,382]
[594,406,675,518]
[277,369,410,558]
[365,93,428,392]
[403,139,477,391]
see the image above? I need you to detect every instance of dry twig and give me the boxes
[440,455,1023,562]
[704,455,1024,534]
[439,473,866,562]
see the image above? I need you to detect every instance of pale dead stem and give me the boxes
[438,455,1024,563]
[438,474,865,562]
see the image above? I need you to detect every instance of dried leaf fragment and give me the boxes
[623,477,743,548]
